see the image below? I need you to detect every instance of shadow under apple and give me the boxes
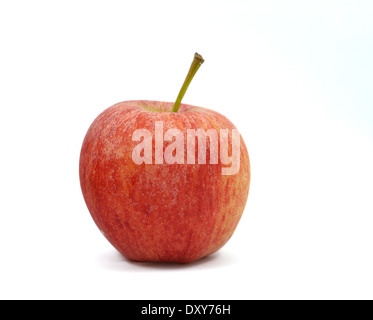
[97,249,236,272]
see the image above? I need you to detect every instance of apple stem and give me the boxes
[172,53,204,112]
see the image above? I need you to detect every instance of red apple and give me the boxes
[79,54,250,263]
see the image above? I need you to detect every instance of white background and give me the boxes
[0,1,372,300]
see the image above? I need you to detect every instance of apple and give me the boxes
[79,53,250,263]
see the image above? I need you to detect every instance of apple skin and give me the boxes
[79,100,250,263]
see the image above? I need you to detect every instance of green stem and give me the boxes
[172,53,204,112]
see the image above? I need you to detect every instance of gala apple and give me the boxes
[79,54,250,263]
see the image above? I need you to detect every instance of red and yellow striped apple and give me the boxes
[79,54,250,263]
